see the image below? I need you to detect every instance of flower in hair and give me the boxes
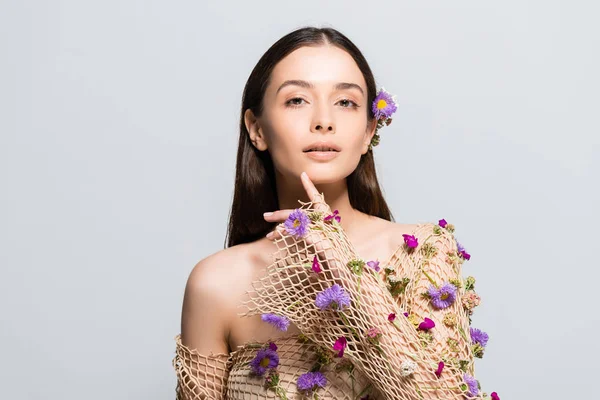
[370,87,398,149]
[372,87,398,120]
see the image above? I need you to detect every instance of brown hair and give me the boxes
[225,26,394,248]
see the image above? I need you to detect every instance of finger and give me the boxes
[266,225,287,241]
[263,209,294,222]
[301,172,330,212]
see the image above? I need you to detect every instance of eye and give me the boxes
[285,97,307,108]
[337,99,359,109]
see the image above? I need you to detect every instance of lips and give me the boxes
[302,141,341,152]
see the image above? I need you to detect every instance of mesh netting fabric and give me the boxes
[174,333,383,399]
[239,200,480,399]
[173,199,486,399]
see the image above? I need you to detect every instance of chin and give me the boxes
[302,165,350,185]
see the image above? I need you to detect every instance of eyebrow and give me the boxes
[275,80,364,96]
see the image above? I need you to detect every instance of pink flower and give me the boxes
[312,255,321,273]
[367,260,380,272]
[333,337,347,357]
[462,291,481,310]
[366,327,381,338]
[438,219,448,228]
[324,209,341,223]
[435,361,444,378]
[402,234,419,248]
[388,313,396,322]
[491,392,500,400]
[418,317,435,331]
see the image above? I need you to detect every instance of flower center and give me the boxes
[260,357,271,368]
[293,219,301,228]
[377,99,388,109]
[440,293,449,300]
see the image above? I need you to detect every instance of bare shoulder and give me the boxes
[181,242,258,353]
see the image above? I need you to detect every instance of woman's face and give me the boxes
[247,45,376,184]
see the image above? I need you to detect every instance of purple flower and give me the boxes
[435,361,444,378]
[491,392,500,400]
[427,282,457,309]
[372,88,398,120]
[403,234,418,248]
[297,371,327,392]
[250,348,279,376]
[418,317,435,331]
[261,313,290,332]
[463,373,479,397]
[403,312,409,317]
[438,218,448,228]
[333,336,348,357]
[470,327,489,347]
[315,284,351,311]
[284,209,310,238]
[388,313,396,322]
[324,209,341,223]
[456,240,471,260]
[312,255,322,273]
[268,342,277,351]
[367,259,380,272]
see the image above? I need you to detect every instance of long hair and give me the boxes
[225,26,394,248]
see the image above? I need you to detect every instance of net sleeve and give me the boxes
[173,334,231,400]
[242,202,483,400]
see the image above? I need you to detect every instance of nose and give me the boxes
[311,100,336,133]
[314,123,334,132]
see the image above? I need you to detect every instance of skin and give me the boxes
[181,44,419,357]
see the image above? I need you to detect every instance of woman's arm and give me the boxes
[244,207,482,399]
[175,256,233,399]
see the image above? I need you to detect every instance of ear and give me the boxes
[361,118,378,154]
[244,108,268,151]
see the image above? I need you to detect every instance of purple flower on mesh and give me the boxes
[438,218,448,228]
[427,282,457,309]
[435,361,445,378]
[315,284,351,311]
[470,327,489,347]
[261,313,290,332]
[250,348,279,376]
[284,209,310,238]
[403,234,418,248]
[367,260,380,272]
[388,313,396,322]
[456,240,471,260]
[418,317,435,331]
[463,373,479,397]
[333,336,347,357]
[324,209,341,223]
[312,255,322,273]
[372,88,398,120]
[297,371,327,392]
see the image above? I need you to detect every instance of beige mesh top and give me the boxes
[173,201,491,399]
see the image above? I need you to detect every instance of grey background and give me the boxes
[1,1,598,399]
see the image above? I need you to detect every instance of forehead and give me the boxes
[269,45,366,93]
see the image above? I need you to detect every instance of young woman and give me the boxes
[173,26,496,400]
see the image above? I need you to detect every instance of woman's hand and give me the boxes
[263,171,332,240]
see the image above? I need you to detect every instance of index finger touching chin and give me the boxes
[301,172,329,211]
